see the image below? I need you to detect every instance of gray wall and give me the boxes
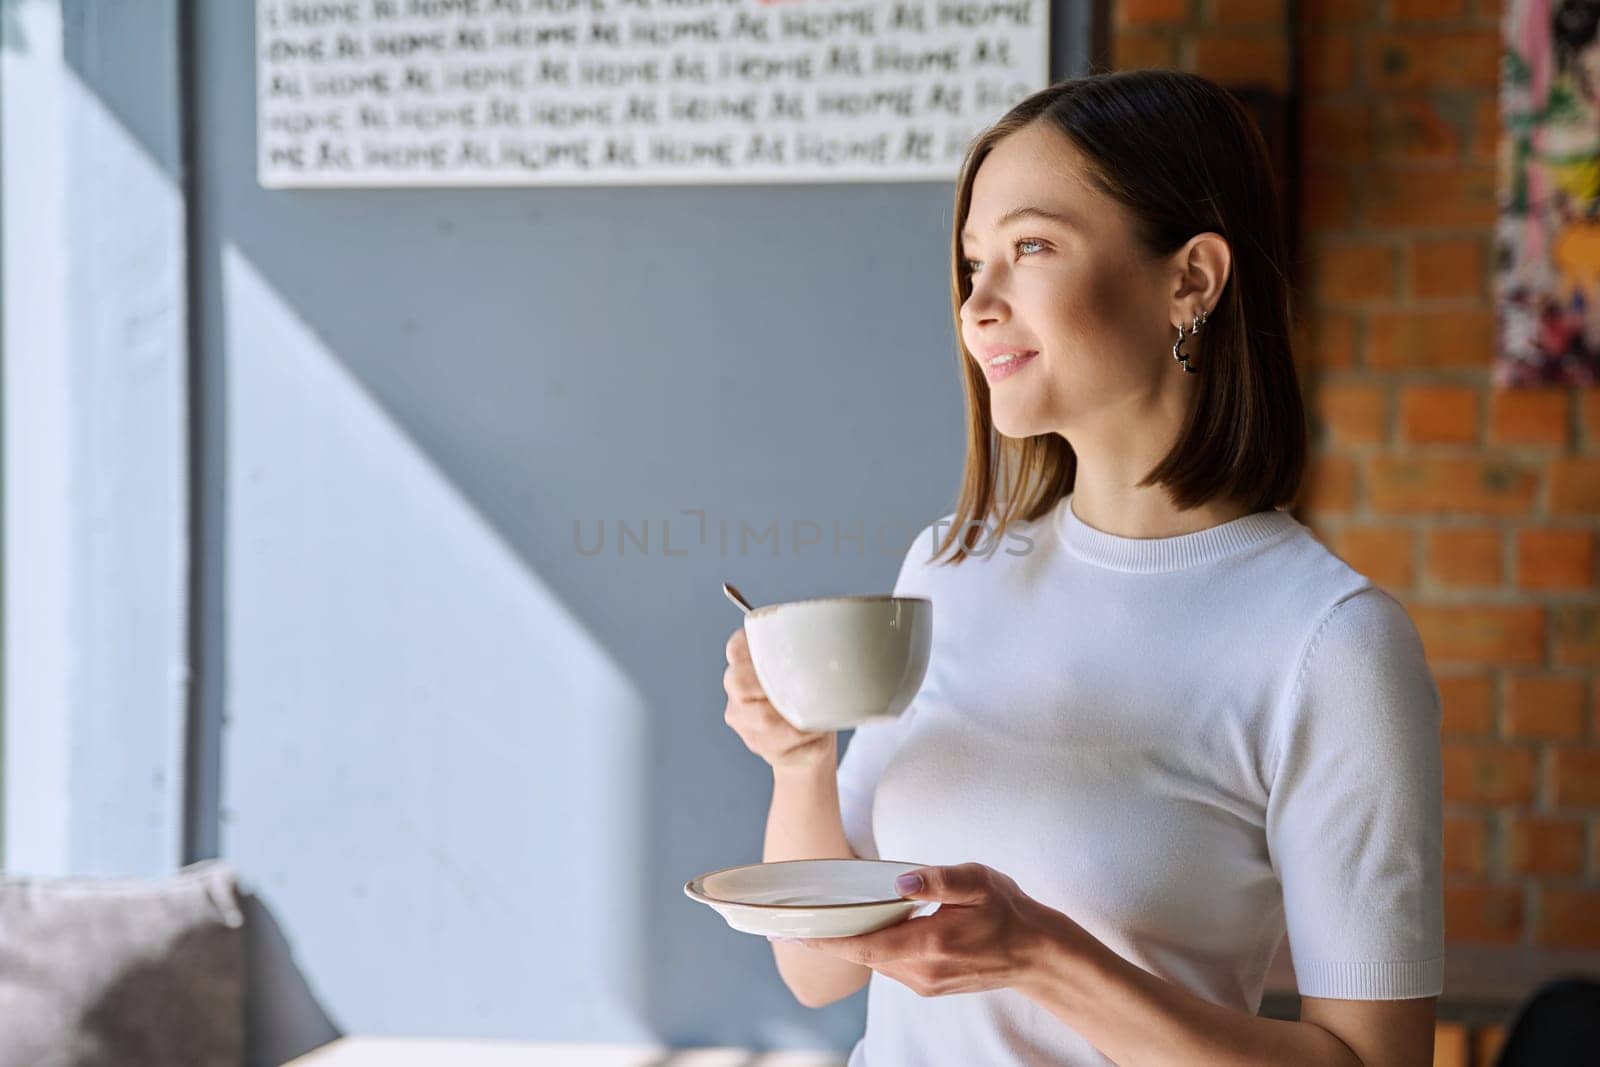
[2,0,190,877]
[5,0,1100,1053]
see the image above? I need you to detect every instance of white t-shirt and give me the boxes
[837,493,1444,1066]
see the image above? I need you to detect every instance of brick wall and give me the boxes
[1111,0,1600,956]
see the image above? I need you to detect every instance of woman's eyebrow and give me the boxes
[960,206,1079,241]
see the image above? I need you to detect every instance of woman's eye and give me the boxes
[963,238,1047,275]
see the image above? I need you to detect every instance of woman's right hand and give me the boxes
[724,626,836,772]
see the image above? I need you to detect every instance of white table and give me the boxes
[284,1037,846,1066]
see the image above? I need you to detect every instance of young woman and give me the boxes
[723,70,1442,1066]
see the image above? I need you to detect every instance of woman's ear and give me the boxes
[1169,232,1231,324]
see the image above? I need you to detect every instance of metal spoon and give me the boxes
[722,582,755,615]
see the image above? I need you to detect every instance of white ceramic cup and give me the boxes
[743,595,932,732]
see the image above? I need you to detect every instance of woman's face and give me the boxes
[958,123,1180,443]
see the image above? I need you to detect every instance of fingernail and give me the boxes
[767,935,800,943]
[895,873,923,894]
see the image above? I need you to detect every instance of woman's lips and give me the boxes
[983,351,1038,383]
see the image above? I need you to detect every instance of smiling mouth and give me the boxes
[987,351,1036,367]
[982,351,1039,381]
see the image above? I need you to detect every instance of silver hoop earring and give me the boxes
[1172,309,1207,374]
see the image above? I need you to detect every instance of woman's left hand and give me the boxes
[778,862,1064,997]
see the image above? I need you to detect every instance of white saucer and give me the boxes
[684,858,939,938]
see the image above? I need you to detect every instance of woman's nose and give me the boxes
[961,281,1007,326]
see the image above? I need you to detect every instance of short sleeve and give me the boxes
[1264,587,1444,1000]
[836,518,942,861]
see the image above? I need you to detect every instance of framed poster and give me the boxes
[1499,0,1600,387]
[257,0,1053,187]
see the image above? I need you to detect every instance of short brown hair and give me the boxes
[933,69,1306,565]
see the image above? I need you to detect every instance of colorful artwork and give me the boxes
[1500,0,1600,388]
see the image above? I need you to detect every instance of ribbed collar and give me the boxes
[1055,493,1300,573]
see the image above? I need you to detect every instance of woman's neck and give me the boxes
[1067,467,1252,540]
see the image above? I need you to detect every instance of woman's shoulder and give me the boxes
[1230,520,1427,654]
[1297,583,1429,674]
[1249,514,1381,598]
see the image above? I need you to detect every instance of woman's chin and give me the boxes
[990,406,1048,440]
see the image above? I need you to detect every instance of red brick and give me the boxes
[1413,604,1545,664]
[1444,884,1524,943]
[1310,241,1397,303]
[1516,529,1595,591]
[1411,236,1486,300]
[1297,311,1357,370]
[1317,381,1389,445]
[1443,744,1539,803]
[1301,453,1358,514]
[1302,100,1370,165]
[1301,0,1366,22]
[1554,605,1600,666]
[1367,456,1537,515]
[1335,524,1415,587]
[1391,0,1469,17]
[1115,33,1180,70]
[1470,92,1501,164]
[1368,31,1501,91]
[1507,816,1586,875]
[1539,888,1600,948]
[1302,168,1357,234]
[1489,388,1570,446]
[1444,815,1490,875]
[1549,458,1600,515]
[1189,32,1291,92]
[1438,673,1496,736]
[1209,0,1286,22]
[1366,166,1498,228]
[1581,390,1600,449]
[1367,309,1496,369]
[1375,96,1466,162]
[1117,0,1193,25]
[1424,527,1503,587]
[1504,675,1587,739]
[1298,29,1355,93]
[1399,384,1479,444]
[1550,746,1600,807]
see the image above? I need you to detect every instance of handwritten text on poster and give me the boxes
[257,0,1052,187]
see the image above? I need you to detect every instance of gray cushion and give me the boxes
[0,858,245,1067]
